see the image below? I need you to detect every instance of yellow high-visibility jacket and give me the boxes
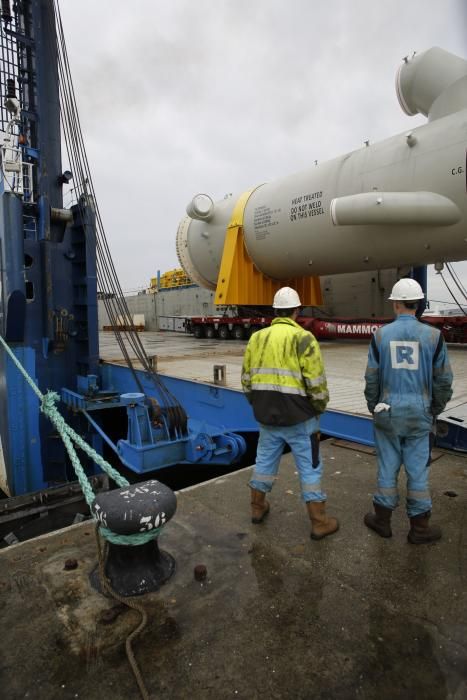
[241,317,329,426]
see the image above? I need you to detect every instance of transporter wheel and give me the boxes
[232,326,245,340]
[193,325,204,338]
[218,326,231,340]
[205,326,216,339]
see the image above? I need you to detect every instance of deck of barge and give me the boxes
[1,441,466,699]
[99,331,467,418]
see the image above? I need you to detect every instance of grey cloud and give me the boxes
[60,0,466,298]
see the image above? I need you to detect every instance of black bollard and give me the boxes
[89,479,177,597]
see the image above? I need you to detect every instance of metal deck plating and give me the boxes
[100,331,467,448]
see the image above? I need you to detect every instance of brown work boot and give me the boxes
[407,511,442,544]
[364,503,393,538]
[306,501,339,540]
[250,488,270,524]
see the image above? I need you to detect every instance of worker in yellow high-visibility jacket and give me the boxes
[241,287,339,540]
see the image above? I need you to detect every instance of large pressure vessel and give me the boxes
[177,48,467,291]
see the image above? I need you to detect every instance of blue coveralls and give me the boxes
[364,315,453,516]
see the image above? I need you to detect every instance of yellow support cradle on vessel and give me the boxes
[214,189,323,306]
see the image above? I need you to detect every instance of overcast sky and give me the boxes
[59,0,467,308]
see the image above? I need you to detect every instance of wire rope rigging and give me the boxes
[51,0,188,436]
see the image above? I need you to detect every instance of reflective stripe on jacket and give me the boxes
[241,317,329,426]
[364,315,453,418]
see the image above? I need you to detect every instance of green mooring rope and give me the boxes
[0,336,162,545]
[99,525,163,546]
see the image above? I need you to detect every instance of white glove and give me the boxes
[374,402,391,413]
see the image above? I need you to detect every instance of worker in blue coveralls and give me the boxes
[241,286,339,540]
[364,278,453,544]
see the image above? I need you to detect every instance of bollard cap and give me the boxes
[91,479,177,535]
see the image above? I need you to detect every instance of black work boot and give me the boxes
[364,503,393,538]
[407,512,442,544]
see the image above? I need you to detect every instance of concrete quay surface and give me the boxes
[1,441,466,700]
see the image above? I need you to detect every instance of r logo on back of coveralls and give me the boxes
[390,341,420,370]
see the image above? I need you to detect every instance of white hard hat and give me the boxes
[272,287,302,309]
[388,278,425,301]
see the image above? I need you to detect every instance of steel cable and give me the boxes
[438,272,467,315]
[446,263,467,304]
[51,0,187,433]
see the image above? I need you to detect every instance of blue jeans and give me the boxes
[249,417,325,502]
[373,410,432,517]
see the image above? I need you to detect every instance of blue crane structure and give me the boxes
[0,0,246,497]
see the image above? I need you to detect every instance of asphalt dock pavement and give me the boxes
[1,441,466,700]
